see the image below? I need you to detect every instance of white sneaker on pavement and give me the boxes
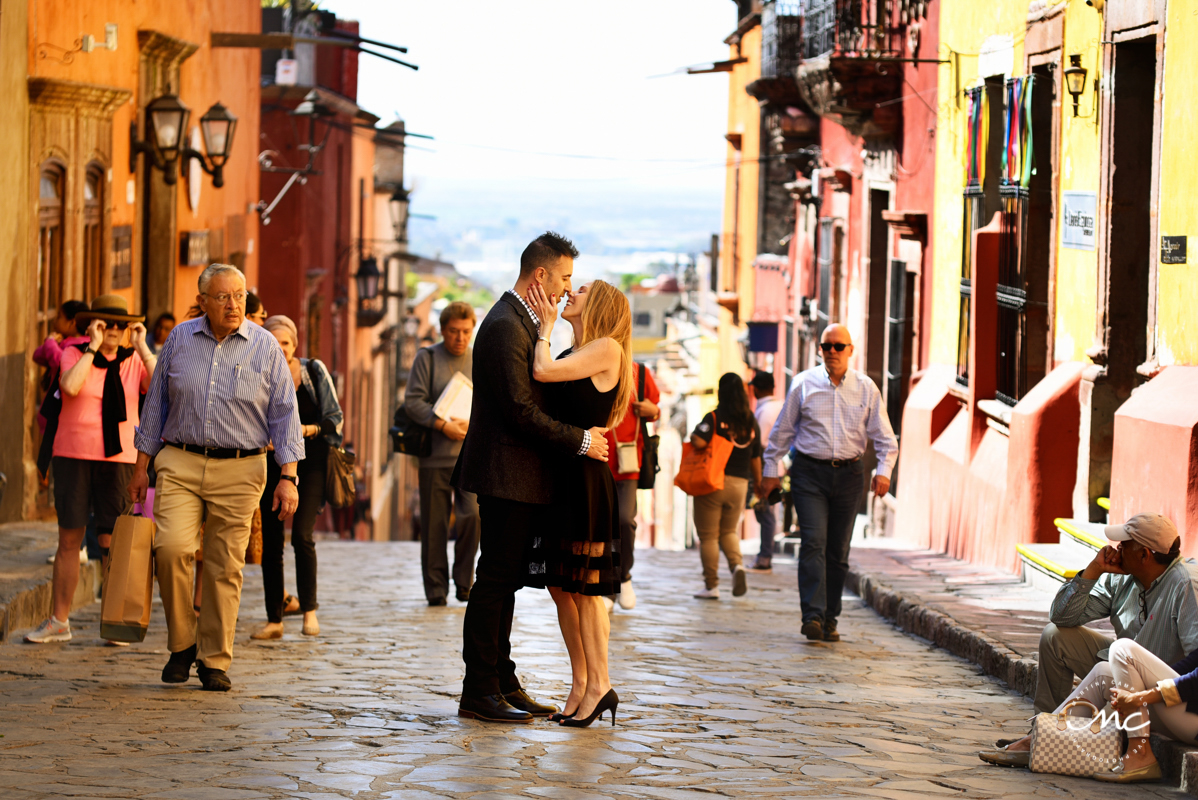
[618,580,636,610]
[25,617,72,643]
[601,596,615,614]
[694,587,720,600]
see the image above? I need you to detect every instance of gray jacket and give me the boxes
[299,358,344,448]
[1050,557,1198,664]
[403,343,473,469]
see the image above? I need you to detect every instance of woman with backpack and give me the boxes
[689,373,762,600]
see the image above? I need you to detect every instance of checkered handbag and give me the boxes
[1029,699,1122,777]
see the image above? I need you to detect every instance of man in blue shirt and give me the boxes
[759,324,897,643]
[130,264,303,692]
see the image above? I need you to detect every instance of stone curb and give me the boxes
[847,565,1198,795]
[0,560,101,643]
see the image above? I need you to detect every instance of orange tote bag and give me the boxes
[674,411,735,496]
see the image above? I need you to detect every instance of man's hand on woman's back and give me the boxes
[586,427,609,461]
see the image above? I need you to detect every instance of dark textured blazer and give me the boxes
[452,292,584,504]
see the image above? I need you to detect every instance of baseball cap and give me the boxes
[1104,513,1180,555]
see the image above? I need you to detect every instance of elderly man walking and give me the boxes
[130,264,303,691]
[759,324,897,643]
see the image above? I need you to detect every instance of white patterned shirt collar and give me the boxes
[506,289,540,328]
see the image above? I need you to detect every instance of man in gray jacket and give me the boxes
[404,301,480,606]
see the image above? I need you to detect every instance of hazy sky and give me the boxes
[320,1,736,262]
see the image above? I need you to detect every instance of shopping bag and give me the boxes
[673,411,734,496]
[244,507,263,565]
[100,506,156,642]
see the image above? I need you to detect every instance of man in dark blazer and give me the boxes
[452,232,610,723]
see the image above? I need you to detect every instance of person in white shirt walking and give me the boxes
[746,371,785,572]
[759,324,897,642]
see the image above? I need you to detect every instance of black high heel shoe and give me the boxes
[548,710,576,723]
[560,689,618,728]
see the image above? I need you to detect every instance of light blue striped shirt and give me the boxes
[762,366,897,479]
[134,315,305,465]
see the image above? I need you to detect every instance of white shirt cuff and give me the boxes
[577,430,591,456]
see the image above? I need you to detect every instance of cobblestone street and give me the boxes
[0,542,1185,799]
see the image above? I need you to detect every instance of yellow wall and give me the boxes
[1052,1,1103,364]
[1155,1,1198,366]
[718,24,761,376]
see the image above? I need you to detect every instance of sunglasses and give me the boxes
[820,342,848,352]
[107,321,129,330]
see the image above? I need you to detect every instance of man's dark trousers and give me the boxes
[418,467,480,603]
[791,457,865,627]
[461,495,542,697]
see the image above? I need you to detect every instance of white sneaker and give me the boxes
[732,565,748,597]
[694,587,720,600]
[25,617,72,643]
[618,580,636,610]
[601,596,615,614]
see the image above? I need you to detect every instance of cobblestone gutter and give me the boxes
[0,522,101,642]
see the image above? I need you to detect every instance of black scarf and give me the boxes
[78,344,135,458]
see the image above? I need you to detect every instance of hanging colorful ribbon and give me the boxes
[1001,76,1035,188]
[965,86,987,190]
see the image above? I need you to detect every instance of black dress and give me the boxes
[527,366,622,596]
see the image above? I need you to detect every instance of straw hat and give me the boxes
[76,294,145,324]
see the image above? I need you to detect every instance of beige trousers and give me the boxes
[1034,623,1115,713]
[693,476,748,589]
[153,446,267,671]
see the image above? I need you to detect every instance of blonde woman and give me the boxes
[525,279,633,728]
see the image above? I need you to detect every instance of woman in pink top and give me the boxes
[26,295,157,644]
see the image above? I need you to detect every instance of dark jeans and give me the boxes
[754,500,778,560]
[461,495,544,698]
[615,479,637,582]
[791,456,865,626]
[418,466,480,602]
[260,458,326,623]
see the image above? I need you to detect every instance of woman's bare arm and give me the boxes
[533,336,620,384]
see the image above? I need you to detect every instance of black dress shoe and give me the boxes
[456,587,470,602]
[161,644,196,683]
[428,597,447,607]
[503,688,558,716]
[458,693,533,724]
[197,661,232,692]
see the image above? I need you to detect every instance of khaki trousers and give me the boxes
[153,446,267,671]
[1034,622,1115,713]
[693,476,748,589]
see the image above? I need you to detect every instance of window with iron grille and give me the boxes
[762,2,802,79]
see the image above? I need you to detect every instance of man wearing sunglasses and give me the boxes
[759,324,897,643]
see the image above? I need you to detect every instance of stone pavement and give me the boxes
[0,522,101,642]
[0,541,1186,799]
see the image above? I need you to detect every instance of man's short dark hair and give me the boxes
[60,300,89,321]
[519,232,579,279]
[153,312,176,328]
[750,371,775,394]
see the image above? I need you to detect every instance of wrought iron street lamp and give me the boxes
[355,257,382,302]
[388,186,410,243]
[130,92,190,185]
[257,90,336,224]
[182,102,239,188]
[1064,54,1089,117]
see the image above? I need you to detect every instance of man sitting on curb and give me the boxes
[980,513,1198,767]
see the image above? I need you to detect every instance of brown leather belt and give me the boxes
[167,442,266,459]
[796,451,862,469]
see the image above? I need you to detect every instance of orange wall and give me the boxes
[28,0,261,317]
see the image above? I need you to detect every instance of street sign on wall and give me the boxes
[1061,192,1097,251]
[1162,236,1187,264]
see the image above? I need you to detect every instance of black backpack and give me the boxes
[390,348,434,458]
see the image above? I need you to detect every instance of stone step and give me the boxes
[1055,517,1106,561]
[1016,543,1086,592]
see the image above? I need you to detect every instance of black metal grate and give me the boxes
[762,1,803,78]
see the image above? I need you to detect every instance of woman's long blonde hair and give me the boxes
[575,280,634,428]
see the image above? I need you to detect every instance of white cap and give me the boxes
[1104,513,1180,555]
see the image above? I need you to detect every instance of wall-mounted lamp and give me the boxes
[354,256,404,327]
[257,90,336,224]
[1063,54,1089,117]
[182,102,238,188]
[131,93,237,187]
[388,186,410,243]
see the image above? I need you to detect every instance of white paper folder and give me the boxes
[433,371,473,421]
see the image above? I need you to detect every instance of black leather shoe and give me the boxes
[197,661,232,692]
[161,644,196,683]
[823,624,840,642]
[458,694,533,724]
[503,688,558,716]
[456,587,470,602]
[800,618,823,641]
[428,597,447,607]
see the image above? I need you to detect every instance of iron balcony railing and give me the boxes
[761,1,803,79]
[801,0,903,61]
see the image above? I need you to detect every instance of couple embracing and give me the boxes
[452,232,634,727]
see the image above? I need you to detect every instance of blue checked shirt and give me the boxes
[762,366,897,479]
[134,315,305,465]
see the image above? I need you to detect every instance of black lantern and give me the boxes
[131,92,191,185]
[1063,54,1088,117]
[389,186,410,243]
[182,102,239,188]
[355,257,382,301]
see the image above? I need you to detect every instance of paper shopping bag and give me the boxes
[100,508,156,642]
